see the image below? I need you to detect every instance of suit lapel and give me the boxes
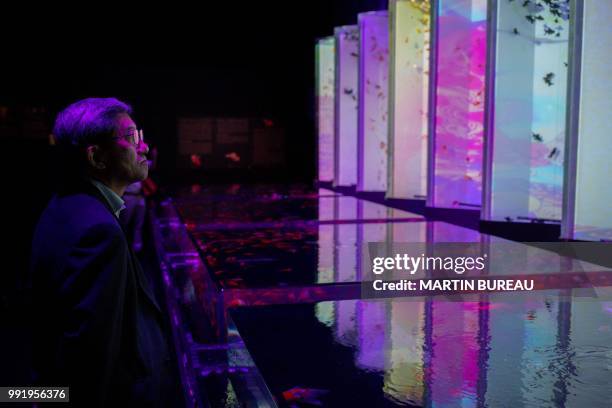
[127,244,163,317]
[80,180,164,320]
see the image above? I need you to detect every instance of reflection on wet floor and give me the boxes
[174,190,609,294]
[153,185,612,407]
[232,290,612,407]
[177,189,426,290]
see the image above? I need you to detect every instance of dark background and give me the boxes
[0,0,386,387]
[2,0,386,181]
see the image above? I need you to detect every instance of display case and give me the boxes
[429,0,487,208]
[562,1,612,241]
[357,11,389,192]
[482,0,570,223]
[387,0,431,199]
[334,25,360,187]
[316,37,336,182]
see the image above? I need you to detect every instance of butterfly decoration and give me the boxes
[548,147,560,160]
[543,72,555,86]
[543,25,556,36]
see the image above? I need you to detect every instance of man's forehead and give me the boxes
[116,113,137,131]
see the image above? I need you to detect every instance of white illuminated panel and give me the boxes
[316,37,336,182]
[357,11,389,192]
[388,0,431,199]
[485,0,569,223]
[334,26,359,187]
[564,1,612,241]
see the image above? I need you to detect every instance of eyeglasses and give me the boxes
[113,129,144,146]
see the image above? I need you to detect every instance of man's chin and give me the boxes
[133,168,149,182]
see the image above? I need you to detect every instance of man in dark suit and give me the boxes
[30,98,176,406]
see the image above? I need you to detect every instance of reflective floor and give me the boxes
[231,292,612,407]
[155,184,612,407]
[176,188,425,290]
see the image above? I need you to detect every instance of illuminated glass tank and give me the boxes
[316,37,336,182]
[357,11,389,192]
[388,0,431,200]
[564,1,612,241]
[334,25,359,188]
[430,0,487,209]
[484,0,570,223]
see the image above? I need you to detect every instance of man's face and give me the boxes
[105,113,149,183]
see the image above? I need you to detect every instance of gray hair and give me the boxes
[52,97,132,180]
[53,97,132,147]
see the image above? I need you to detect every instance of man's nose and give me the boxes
[138,140,149,155]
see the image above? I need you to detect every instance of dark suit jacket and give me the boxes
[30,179,173,407]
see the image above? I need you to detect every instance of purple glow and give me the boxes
[430,301,480,406]
[335,299,358,347]
[357,11,389,192]
[356,300,387,371]
[433,221,482,242]
[334,26,359,187]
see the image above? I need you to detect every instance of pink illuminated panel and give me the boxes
[432,0,487,208]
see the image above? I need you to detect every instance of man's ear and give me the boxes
[86,145,106,170]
